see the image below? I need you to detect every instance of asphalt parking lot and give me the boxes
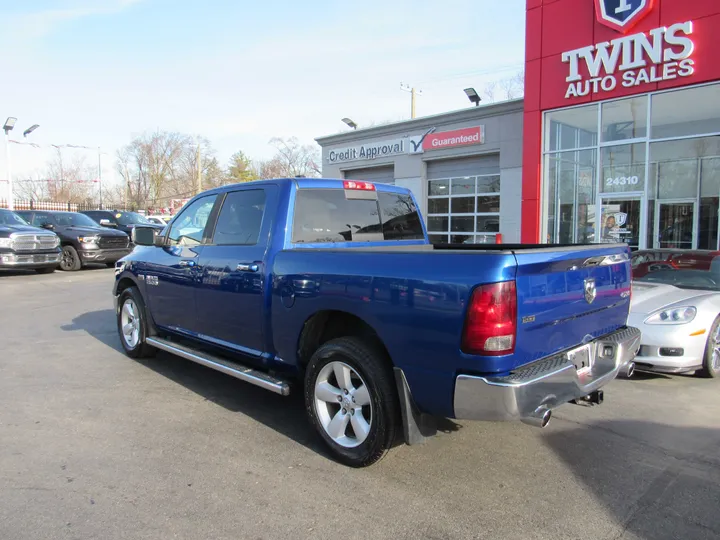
[1,268,720,540]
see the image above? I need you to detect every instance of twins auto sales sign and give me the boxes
[561,0,696,99]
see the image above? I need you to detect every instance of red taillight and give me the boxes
[462,281,517,356]
[343,180,376,191]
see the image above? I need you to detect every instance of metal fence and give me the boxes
[0,199,137,213]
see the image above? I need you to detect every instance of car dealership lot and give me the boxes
[1,269,720,540]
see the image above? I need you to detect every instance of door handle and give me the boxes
[237,263,259,272]
[179,260,196,267]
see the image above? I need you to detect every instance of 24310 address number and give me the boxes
[606,176,640,187]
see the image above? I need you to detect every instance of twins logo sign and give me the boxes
[594,0,655,33]
[614,212,628,227]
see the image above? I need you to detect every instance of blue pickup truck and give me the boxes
[113,178,641,467]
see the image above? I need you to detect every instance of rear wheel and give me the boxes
[117,287,155,359]
[59,245,82,271]
[700,317,720,378]
[106,262,116,268]
[304,337,399,467]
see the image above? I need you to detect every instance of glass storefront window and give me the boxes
[545,104,598,152]
[543,83,720,249]
[651,84,720,139]
[601,144,646,193]
[601,96,647,142]
[649,138,720,199]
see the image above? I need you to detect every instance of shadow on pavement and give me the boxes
[544,420,720,540]
[61,309,347,458]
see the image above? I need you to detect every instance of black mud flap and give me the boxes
[393,367,437,445]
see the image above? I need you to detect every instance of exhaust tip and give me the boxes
[521,407,552,428]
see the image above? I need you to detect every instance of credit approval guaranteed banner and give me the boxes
[422,126,485,151]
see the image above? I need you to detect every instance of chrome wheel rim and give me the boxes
[712,325,720,371]
[120,298,141,349]
[314,361,372,448]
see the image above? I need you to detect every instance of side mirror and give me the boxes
[131,226,158,246]
[41,223,55,231]
[99,219,116,228]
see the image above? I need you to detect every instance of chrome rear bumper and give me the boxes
[453,326,641,422]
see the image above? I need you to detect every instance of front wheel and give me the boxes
[117,287,155,359]
[59,245,82,271]
[700,317,720,378]
[304,337,400,467]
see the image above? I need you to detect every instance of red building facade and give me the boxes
[522,0,720,249]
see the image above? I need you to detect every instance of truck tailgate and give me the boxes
[512,245,632,369]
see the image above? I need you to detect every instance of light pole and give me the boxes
[3,117,16,209]
[342,118,358,130]
[98,147,103,209]
[464,88,482,107]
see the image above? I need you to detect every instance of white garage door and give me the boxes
[426,155,501,245]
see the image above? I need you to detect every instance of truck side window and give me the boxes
[212,190,266,245]
[32,213,53,227]
[167,195,218,246]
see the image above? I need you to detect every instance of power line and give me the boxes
[415,62,524,86]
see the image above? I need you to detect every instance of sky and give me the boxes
[0,0,526,190]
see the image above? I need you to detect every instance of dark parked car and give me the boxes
[0,209,61,273]
[16,211,131,271]
[81,210,165,237]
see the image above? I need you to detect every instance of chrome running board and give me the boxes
[146,337,291,396]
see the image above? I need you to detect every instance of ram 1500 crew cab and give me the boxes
[113,178,640,467]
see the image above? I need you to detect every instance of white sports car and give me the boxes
[628,249,720,378]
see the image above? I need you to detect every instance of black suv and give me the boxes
[82,210,165,237]
[16,210,131,271]
[0,209,61,273]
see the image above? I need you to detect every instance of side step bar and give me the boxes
[146,337,291,396]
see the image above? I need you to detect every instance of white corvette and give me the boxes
[629,250,720,378]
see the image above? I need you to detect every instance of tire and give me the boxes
[59,245,82,271]
[35,267,56,274]
[304,337,400,467]
[117,286,156,359]
[106,262,116,268]
[700,317,720,378]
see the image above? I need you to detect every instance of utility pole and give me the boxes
[4,130,12,210]
[400,83,423,119]
[196,143,202,195]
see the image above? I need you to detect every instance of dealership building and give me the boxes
[316,100,524,244]
[523,0,720,249]
[317,0,720,250]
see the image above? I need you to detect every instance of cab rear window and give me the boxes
[292,189,424,243]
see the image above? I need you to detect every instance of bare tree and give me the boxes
[253,137,321,179]
[116,131,222,210]
[43,149,97,204]
[483,71,525,103]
